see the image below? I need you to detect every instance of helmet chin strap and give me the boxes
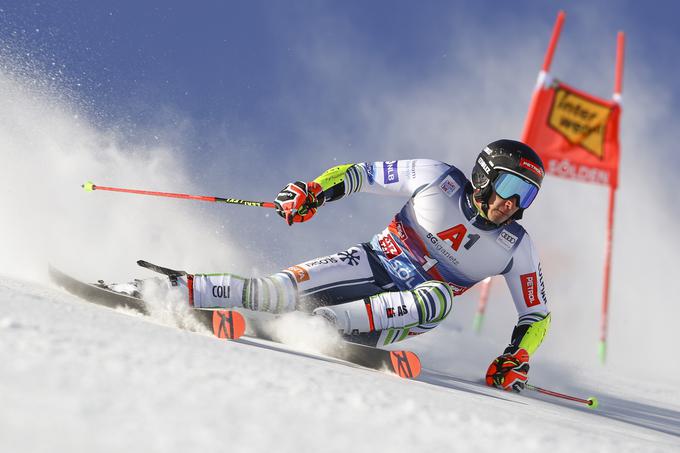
[512,208,524,221]
[472,187,491,219]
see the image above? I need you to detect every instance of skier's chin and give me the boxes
[488,209,512,225]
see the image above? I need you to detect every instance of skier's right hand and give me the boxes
[485,348,530,392]
[274,181,324,225]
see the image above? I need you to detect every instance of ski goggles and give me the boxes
[492,172,539,209]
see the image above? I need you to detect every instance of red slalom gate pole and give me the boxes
[472,277,493,332]
[599,31,625,364]
[82,181,276,209]
[525,384,599,409]
[521,10,565,143]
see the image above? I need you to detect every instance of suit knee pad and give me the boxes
[313,280,454,336]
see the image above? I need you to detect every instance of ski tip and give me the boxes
[212,310,246,340]
[82,181,96,192]
[389,350,421,379]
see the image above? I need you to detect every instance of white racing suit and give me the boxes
[185,160,551,351]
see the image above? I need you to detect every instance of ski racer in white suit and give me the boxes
[183,139,550,392]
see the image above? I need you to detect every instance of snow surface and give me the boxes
[1,274,679,453]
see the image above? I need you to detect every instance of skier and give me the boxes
[173,139,550,392]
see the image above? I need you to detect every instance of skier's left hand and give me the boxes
[485,348,530,392]
[274,181,324,225]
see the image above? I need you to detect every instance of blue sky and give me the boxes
[3,0,678,276]
[3,0,679,161]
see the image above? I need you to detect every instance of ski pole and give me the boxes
[526,383,599,409]
[82,181,276,209]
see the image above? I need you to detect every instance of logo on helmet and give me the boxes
[520,158,544,178]
[477,157,491,174]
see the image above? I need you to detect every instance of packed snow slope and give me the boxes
[1,275,679,453]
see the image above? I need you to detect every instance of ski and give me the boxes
[235,311,421,378]
[48,264,421,379]
[47,265,245,338]
[48,265,149,315]
[338,345,420,379]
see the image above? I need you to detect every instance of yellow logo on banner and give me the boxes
[549,87,612,159]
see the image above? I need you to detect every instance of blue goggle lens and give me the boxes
[493,172,539,209]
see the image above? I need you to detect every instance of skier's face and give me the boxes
[486,190,520,224]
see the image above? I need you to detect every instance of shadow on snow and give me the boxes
[420,368,680,439]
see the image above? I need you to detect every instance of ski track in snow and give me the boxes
[1,275,679,453]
